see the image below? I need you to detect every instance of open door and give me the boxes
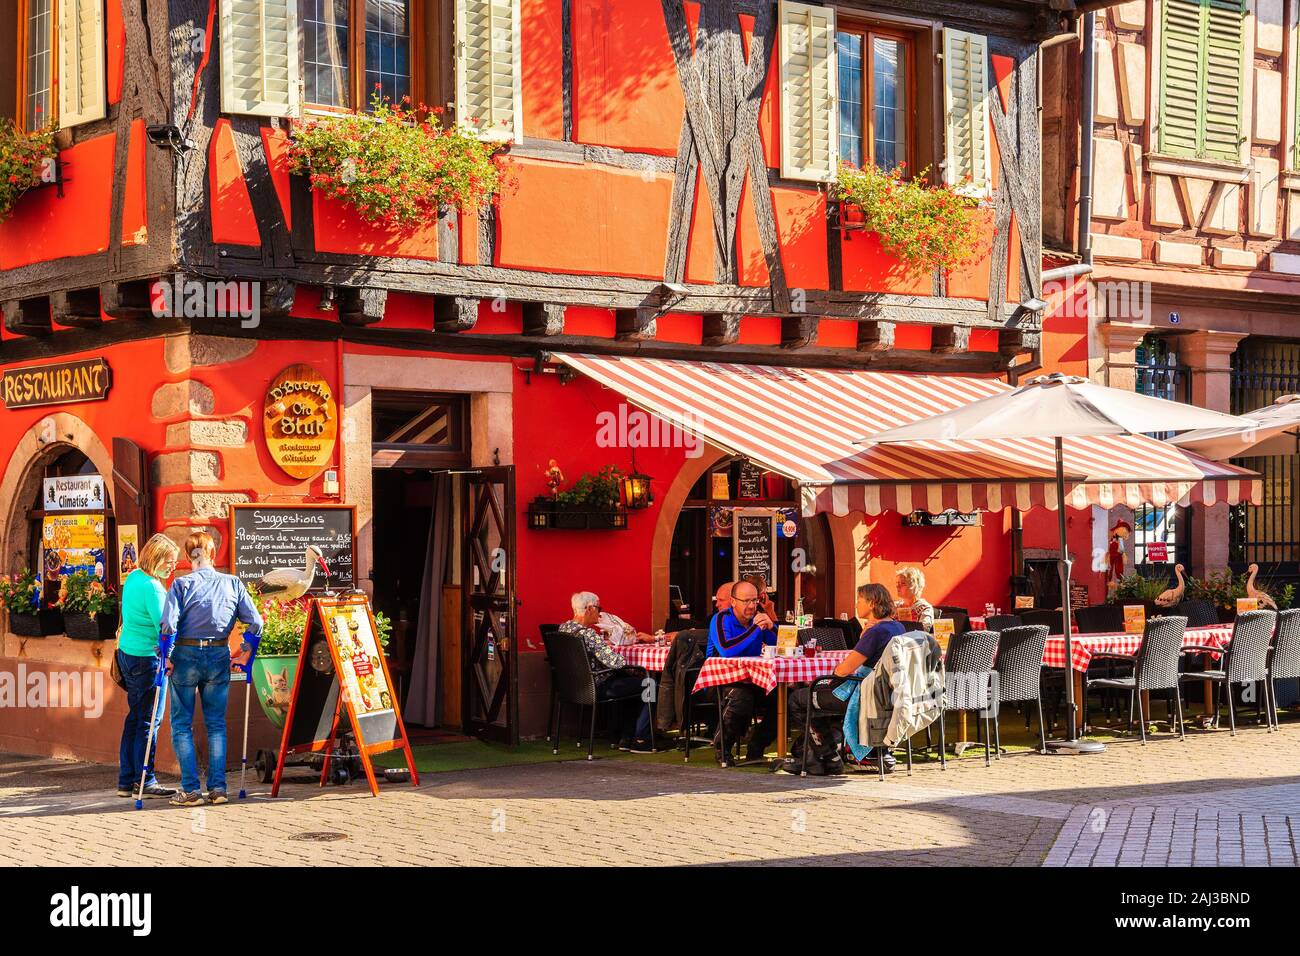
[460,467,518,744]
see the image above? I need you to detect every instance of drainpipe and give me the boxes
[1077,12,1096,264]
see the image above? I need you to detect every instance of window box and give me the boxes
[63,610,117,642]
[8,608,63,637]
[526,498,628,531]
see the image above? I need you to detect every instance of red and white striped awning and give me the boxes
[555,354,1260,517]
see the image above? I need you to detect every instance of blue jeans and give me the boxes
[117,651,164,790]
[599,673,652,741]
[168,646,231,794]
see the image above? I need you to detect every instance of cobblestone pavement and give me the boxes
[1,722,1298,866]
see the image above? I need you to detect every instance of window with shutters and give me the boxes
[837,22,915,175]
[297,1,421,112]
[455,0,522,141]
[17,0,54,131]
[779,0,837,182]
[55,0,107,129]
[942,28,991,195]
[1158,0,1246,161]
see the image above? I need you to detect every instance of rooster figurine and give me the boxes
[1245,563,1278,610]
[258,546,328,601]
[1154,564,1185,608]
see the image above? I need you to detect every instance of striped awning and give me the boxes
[555,354,1261,517]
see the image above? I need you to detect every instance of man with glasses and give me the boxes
[706,580,779,763]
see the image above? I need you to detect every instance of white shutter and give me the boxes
[943,28,991,195]
[219,0,299,117]
[57,0,107,128]
[779,0,837,182]
[456,0,523,142]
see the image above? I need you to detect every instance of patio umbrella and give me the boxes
[1168,394,1300,460]
[861,373,1255,752]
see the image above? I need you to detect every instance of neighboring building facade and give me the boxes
[1045,0,1300,587]
[0,0,1088,760]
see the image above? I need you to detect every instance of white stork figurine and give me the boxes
[1154,564,1185,608]
[1246,564,1278,610]
[258,546,327,601]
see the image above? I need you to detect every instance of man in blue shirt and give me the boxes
[707,580,779,763]
[161,532,263,807]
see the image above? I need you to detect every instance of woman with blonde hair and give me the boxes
[160,531,263,807]
[115,533,181,799]
[895,567,934,632]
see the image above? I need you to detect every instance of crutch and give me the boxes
[235,632,261,800]
[135,635,174,810]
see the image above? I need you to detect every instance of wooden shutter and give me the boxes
[56,0,107,128]
[943,28,991,195]
[111,437,151,590]
[1159,0,1244,160]
[456,0,523,142]
[779,0,837,182]
[219,0,300,117]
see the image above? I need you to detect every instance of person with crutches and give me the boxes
[161,532,263,808]
[116,534,180,801]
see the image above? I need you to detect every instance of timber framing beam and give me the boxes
[338,287,387,326]
[434,295,479,332]
[615,307,658,341]
[522,302,566,336]
[50,289,103,328]
[3,297,53,337]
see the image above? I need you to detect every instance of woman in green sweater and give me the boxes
[116,533,180,798]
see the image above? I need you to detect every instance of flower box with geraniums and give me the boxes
[247,590,392,730]
[0,120,55,223]
[832,163,984,277]
[287,94,505,230]
[528,465,629,531]
[56,570,120,641]
[0,569,62,637]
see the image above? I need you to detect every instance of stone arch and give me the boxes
[0,413,114,572]
[649,446,726,629]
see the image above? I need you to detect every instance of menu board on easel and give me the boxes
[733,509,777,584]
[271,596,418,798]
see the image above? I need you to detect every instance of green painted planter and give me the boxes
[250,653,299,730]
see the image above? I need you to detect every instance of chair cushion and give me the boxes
[1185,669,1227,681]
[1087,677,1136,690]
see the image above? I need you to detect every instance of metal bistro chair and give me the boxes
[1083,615,1188,743]
[814,618,860,647]
[941,628,1000,768]
[798,627,848,652]
[677,630,725,764]
[985,614,1023,633]
[992,624,1051,754]
[540,624,563,742]
[1019,608,1064,634]
[547,630,654,759]
[1181,609,1277,735]
[1267,608,1300,731]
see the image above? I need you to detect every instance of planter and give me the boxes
[7,608,64,637]
[526,497,628,530]
[251,654,300,730]
[64,610,118,641]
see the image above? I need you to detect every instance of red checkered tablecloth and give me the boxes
[1041,625,1232,673]
[692,650,850,693]
[615,642,672,672]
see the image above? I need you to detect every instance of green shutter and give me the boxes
[1159,0,1244,161]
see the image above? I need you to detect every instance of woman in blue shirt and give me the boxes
[161,532,262,807]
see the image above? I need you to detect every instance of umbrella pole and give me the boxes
[1046,436,1104,755]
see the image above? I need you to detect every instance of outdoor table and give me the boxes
[615,642,671,672]
[692,650,851,758]
[1042,624,1233,733]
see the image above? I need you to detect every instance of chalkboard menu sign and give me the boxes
[732,508,777,583]
[737,462,765,499]
[1070,582,1090,610]
[229,504,355,593]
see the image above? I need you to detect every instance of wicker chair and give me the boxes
[1266,608,1300,731]
[985,614,1023,632]
[1175,599,1220,629]
[942,629,1000,768]
[676,630,724,764]
[1074,604,1125,634]
[814,618,861,646]
[798,626,847,652]
[992,624,1051,754]
[540,624,562,742]
[1083,615,1188,743]
[1019,608,1065,634]
[1181,609,1277,735]
[547,630,652,759]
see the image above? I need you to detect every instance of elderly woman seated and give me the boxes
[558,591,663,753]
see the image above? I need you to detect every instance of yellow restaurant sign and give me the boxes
[264,363,337,479]
[2,358,112,409]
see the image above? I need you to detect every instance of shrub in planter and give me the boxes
[0,569,59,636]
[56,570,120,641]
[833,162,984,276]
[0,120,55,223]
[1111,571,1170,609]
[288,94,505,228]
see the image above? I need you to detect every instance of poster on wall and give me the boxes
[42,514,107,581]
[117,525,139,579]
[43,476,106,512]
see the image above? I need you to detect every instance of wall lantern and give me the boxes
[621,450,654,510]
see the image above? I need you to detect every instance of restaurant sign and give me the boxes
[2,358,112,409]
[263,364,338,479]
[43,475,107,511]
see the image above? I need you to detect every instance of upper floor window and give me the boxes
[298,0,413,111]
[836,25,913,173]
[20,0,53,132]
[1158,0,1246,161]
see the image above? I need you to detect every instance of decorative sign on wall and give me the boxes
[42,514,107,581]
[2,358,112,409]
[43,476,107,512]
[263,364,337,479]
[732,508,777,585]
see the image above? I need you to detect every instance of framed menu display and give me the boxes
[732,509,777,584]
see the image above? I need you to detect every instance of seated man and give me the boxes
[559,591,664,753]
[657,582,733,733]
[781,582,905,775]
[707,579,779,763]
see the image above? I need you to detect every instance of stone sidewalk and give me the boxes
[1,722,1297,866]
